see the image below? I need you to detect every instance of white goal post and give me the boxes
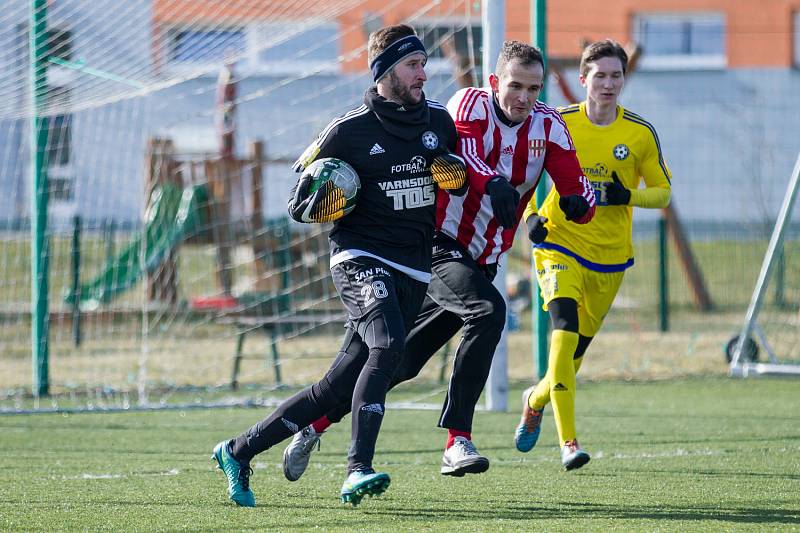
[730,150,800,378]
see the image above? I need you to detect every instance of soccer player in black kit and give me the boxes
[212,24,466,507]
[282,41,597,482]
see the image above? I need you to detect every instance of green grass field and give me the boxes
[2,377,798,531]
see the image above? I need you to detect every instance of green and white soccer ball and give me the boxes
[305,157,361,221]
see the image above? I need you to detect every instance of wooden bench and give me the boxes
[216,313,347,389]
[218,313,456,390]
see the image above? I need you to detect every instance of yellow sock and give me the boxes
[529,348,584,411]
[529,375,550,411]
[548,329,579,444]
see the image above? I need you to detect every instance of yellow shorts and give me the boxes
[533,247,625,338]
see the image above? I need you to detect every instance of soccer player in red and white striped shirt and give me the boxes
[439,43,595,263]
[282,40,596,480]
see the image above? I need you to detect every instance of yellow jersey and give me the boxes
[524,102,672,271]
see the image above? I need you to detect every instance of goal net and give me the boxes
[0,0,484,411]
[728,151,800,377]
[4,1,797,413]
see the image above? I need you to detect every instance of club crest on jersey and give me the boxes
[613,144,630,160]
[530,138,546,157]
[421,131,439,150]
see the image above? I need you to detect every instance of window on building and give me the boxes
[169,28,246,63]
[634,13,726,70]
[49,174,74,202]
[413,21,482,79]
[794,11,800,68]
[24,26,76,86]
[47,86,74,202]
[164,22,340,75]
[48,112,74,201]
[257,24,338,63]
[17,26,76,209]
[414,23,482,61]
[47,28,73,62]
[47,112,72,168]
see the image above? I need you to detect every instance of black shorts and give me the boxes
[331,257,428,346]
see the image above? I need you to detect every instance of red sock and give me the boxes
[311,416,332,434]
[446,429,472,449]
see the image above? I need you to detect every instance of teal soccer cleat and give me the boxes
[212,440,255,507]
[340,469,390,506]
[515,386,544,453]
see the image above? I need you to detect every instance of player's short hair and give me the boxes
[367,24,418,66]
[495,40,545,78]
[580,39,628,77]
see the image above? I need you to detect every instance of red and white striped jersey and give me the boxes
[438,87,595,264]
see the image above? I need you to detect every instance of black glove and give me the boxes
[526,215,548,244]
[431,153,467,196]
[605,171,631,205]
[559,194,590,221]
[485,176,520,228]
[287,172,311,222]
[287,173,342,223]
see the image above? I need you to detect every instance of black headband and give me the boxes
[369,35,427,82]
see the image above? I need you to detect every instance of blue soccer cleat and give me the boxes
[561,439,590,471]
[515,386,544,453]
[340,469,390,506]
[212,440,255,507]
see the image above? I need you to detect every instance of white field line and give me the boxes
[59,468,180,480]
[593,448,717,460]
[497,448,720,465]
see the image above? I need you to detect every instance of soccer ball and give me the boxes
[304,158,361,222]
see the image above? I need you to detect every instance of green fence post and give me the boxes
[658,217,669,332]
[104,220,116,265]
[30,0,50,396]
[71,215,82,346]
[532,0,549,378]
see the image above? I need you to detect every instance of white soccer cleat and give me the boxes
[440,436,490,477]
[561,439,590,471]
[282,425,321,481]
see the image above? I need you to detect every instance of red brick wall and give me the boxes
[520,0,800,68]
[153,0,800,69]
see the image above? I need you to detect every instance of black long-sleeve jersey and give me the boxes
[291,87,458,281]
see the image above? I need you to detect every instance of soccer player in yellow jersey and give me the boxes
[514,39,672,470]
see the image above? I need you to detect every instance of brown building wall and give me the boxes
[153,0,481,72]
[154,0,800,70]
[512,0,800,68]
